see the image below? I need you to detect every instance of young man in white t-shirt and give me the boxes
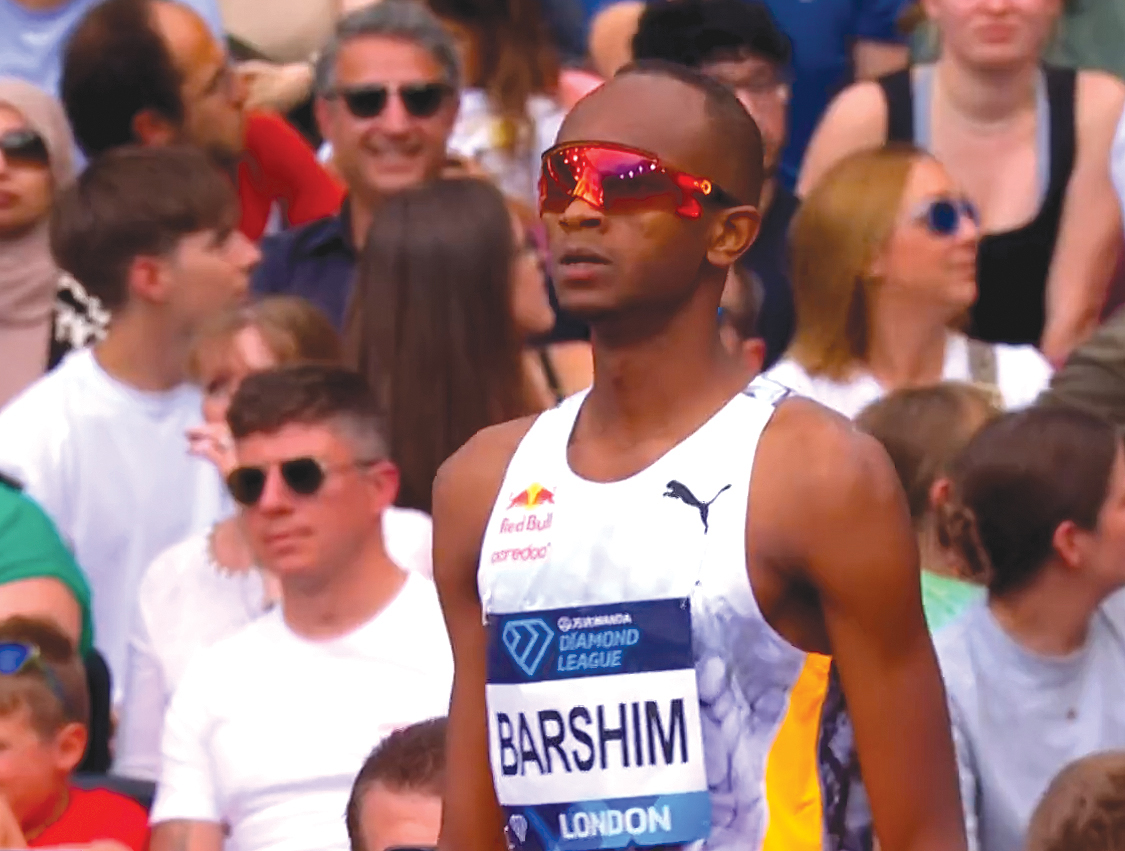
[0,146,259,681]
[150,365,453,851]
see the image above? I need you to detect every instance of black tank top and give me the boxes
[879,66,1077,346]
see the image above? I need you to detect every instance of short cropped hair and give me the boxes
[227,364,389,460]
[632,0,791,69]
[345,717,447,851]
[49,145,236,313]
[1026,751,1125,851]
[315,0,460,96]
[0,617,90,739]
[61,0,183,158]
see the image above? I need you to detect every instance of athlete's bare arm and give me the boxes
[434,417,537,851]
[749,400,967,851]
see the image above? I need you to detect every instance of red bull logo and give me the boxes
[507,483,555,510]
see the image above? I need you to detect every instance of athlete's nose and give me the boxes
[557,195,606,231]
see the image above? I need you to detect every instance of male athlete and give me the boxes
[434,62,967,851]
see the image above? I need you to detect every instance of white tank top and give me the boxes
[478,377,872,851]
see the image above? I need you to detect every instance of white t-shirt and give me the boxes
[150,572,453,851]
[0,348,227,678]
[116,506,435,782]
[762,334,1052,419]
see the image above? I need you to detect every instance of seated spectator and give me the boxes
[0,78,81,406]
[632,0,797,367]
[61,0,343,242]
[150,365,453,851]
[0,0,221,98]
[764,146,1052,418]
[718,265,766,375]
[345,717,445,851]
[1042,304,1125,427]
[1025,751,1125,851]
[0,146,258,682]
[116,297,435,782]
[346,177,566,512]
[799,0,1125,364]
[0,616,148,849]
[427,0,566,206]
[935,406,1125,851]
[856,382,996,631]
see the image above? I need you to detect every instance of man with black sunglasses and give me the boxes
[252,0,461,329]
[150,365,452,851]
[434,64,967,851]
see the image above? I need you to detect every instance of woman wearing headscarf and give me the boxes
[0,78,80,408]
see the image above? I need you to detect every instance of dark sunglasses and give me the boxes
[0,128,49,168]
[0,642,70,710]
[911,197,980,237]
[539,141,743,219]
[330,83,451,119]
[226,456,378,507]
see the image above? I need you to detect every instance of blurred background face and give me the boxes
[509,214,554,338]
[236,422,396,580]
[0,105,51,237]
[165,227,258,333]
[924,0,1061,69]
[872,157,978,318]
[0,707,79,832]
[319,36,458,200]
[358,782,442,851]
[702,54,788,178]
[0,580,81,653]
[197,325,279,424]
[154,2,247,164]
[1084,447,1125,593]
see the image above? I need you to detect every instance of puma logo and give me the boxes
[663,480,731,533]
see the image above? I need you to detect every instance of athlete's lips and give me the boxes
[557,246,611,266]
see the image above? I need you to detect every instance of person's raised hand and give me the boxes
[187,422,238,478]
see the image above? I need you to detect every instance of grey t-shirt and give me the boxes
[934,594,1125,851]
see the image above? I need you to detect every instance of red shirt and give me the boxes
[29,786,149,851]
[237,111,345,241]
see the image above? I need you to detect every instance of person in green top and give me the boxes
[0,474,93,657]
[857,383,996,631]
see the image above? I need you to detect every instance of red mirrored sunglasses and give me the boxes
[539,141,742,219]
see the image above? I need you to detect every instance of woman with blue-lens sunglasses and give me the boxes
[765,146,1053,420]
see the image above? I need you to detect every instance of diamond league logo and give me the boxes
[501,618,555,677]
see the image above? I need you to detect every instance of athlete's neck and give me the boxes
[280,533,406,640]
[94,310,192,392]
[934,56,1039,130]
[583,287,752,445]
[989,570,1107,656]
[864,303,949,390]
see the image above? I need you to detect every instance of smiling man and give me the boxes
[251,0,461,328]
[434,63,967,851]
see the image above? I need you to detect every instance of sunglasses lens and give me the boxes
[342,87,388,118]
[0,643,30,675]
[927,200,961,236]
[0,130,49,167]
[227,467,267,506]
[401,84,447,118]
[281,457,326,496]
[539,146,681,215]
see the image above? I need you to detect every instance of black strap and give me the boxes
[1042,66,1077,200]
[878,68,915,143]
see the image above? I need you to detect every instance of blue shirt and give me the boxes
[0,0,225,98]
[252,206,356,329]
[764,0,909,188]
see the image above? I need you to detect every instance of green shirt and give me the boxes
[922,570,984,634]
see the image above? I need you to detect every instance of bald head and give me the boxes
[559,62,764,206]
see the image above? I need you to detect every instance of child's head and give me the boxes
[0,616,88,831]
[1026,751,1125,851]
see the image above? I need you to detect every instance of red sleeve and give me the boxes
[242,111,344,228]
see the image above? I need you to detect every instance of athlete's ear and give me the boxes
[706,205,761,268]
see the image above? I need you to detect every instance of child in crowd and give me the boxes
[1025,751,1125,851]
[856,382,997,631]
[0,616,148,849]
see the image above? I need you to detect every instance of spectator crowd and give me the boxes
[3,0,1125,850]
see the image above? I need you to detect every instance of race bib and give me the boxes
[486,599,711,850]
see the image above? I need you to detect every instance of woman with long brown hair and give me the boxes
[764,145,1051,418]
[346,176,573,513]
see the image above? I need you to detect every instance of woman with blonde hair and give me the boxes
[764,145,1052,418]
[115,296,434,782]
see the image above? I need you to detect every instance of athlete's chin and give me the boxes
[556,291,627,323]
